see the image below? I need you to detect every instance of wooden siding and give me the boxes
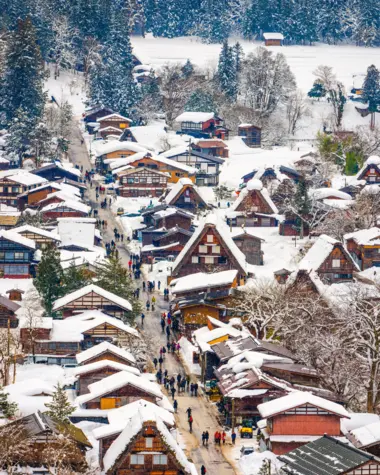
[271,413,341,436]
[78,367,122,395]
[170,185,207,210]
[233,235,263,265]
[317,245,355,284]
[235,189,274,215]
[84,385,157,409]
[346,239,380,271]
[126,157,194,184]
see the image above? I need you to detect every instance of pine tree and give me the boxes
[45,383,74,423]
[0,387,18,418]
[218,40,237,101]
[5,108,35,166]
[62,261,91,295]
[345,150,360,175]
[198,0,230,43]
[34,245,63,317]
[185,89,216,113]
[308,80,326,100]
[0,17,47,127]
[181,59,194,79]
[363,65,380,130]
[95,257,141,324]
[233,42,244,74]
[294,180,311,238]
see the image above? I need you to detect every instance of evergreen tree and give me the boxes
[294,180,311,238]
[0,17,46,126]
[358,0,380,46]
[5,108,35,166]
[95,257,141,324]
[0,387,18,418]
[345,150,360,175]
[233,42,244,74]
[198,0,230,43]
[217,40,237,101]
[181,59,194,79]
[308,80,326,100]
[185,89,216,113]
[34,245,63,317]
[62,261,91,295]
[363,65,380,129]
[45,383,74,423]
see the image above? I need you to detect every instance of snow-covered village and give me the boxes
[3,2,380,475]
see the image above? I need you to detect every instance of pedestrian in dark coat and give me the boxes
[188,415,193,433]
[153,357,158,369]
[201,466,206,475]
[231,431,236,445]
[173,399,178,413]
[158,356,163,368]
[190,383,194,396]
[186,407,192,418]
[205,431,209,446]
[202,432,206,446]
[194,383,199,397]
[171,386,176,399]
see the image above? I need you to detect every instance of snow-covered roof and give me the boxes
[13,225,61,242]
[95,141,148,157]
[47,310,138,342]
[93,399,175,440]
[232,179,279,214]
[227,389,268,398]
[258,391,349,419]
[298,234,341,271]
[153,207,194,220]
[103,409,196,474]
[74,360,140,377]
[0,230,36,249]
[126,125,168,152]
[366,156,380,166]
[174,112,215,123]
[58,217,95,250]
[351,421,380,448]
[163,178,209,205]
[171,270,238,294]
[310,188,352,201]
[76,371,163,406]
[8,171,47,187]
[76,341,135,365]
[52,284,132,312]
[193,325,242,353]
[172,214,247,275]
[344,227,380,246]
[40,200,90,215]
[97,113,132,122]
[263,32,284,40]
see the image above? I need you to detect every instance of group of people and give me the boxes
[113,228,124,242]
[214,430,226,445]
[96,219,108,229]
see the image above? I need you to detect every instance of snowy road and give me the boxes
[68,124,242,474]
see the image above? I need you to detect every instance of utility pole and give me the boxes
[231,398,235,432]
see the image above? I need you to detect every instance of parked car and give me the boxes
[240,447,255,457]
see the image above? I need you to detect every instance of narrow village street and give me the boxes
[69,125,241,475]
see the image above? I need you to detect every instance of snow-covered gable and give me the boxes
[0,230,36,249]
[74,360,140,378]
[8,171,47,187]
[171,214,247,276]
[193,325,241,353]
[97,113,132,123]
[52,284,132,312]
[107,151,196,174]
[163,177,209,206]
[357,155,380,180]
[263,32,284,40]
[76,341,135,365]
[257,391,349,419]
[93,399,174,440]
[40,199,90,214]
[13,225,61,242]
[76,371,164,406]
[125,125,168,152]
[95,141,148,157]
[175,112,214,123]
[232,179,279,214]
[171,269,238,294]
[344,227,380,246]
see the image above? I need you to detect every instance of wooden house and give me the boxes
[257,391,349,455]
[6,288,24,301]
[13,224,61,249]
[279,211,310,237]
[298,234,359,284]
[98,126,123,139]
[0,411,91,471]
[21,310,139,360]
[52,284,132,318]
[160,178,209,210]
[232,231,264,265]
[293,152,319,174]
[274,268,292,284]
[227,179,279,227]
[95,142,149,170]
[348,420,380,457]
[149,207,193,231]
[76,341,136,367]
[357,156,380,184]
[102,410,195,475]
[107,152,196,184]
[263,32,284,46]
[141,227,192,263]
[174,112,229,140]
[0,295,20,328]
[238,124,262,148]
[93,400,175,464]
[0,230,36,278]
[0,157,10,170]
[18,183,62,210]
[162,146,224,186]
[279,435,380,475]
[75,371,164,410]
[97,113,132,133]
[74,360,140,395]
[170,216,247,282]
[84,106,114,123]
[192,139,229,158]
[345,227,380,270]
[171,269,238,300]
[32,162,81,182]
[0,171,47,206]
[118,167,169,197]
[120,125,168,152]
[40,200,90,221]
[0,208,21,229]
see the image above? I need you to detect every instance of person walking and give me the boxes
[231,430,236,445]
[188,415,193,433]
[146,300,150,311]
[166,325,170,338]
[222,431,226,445]
[186,407,192,418]
[142,281,146,292]
[170,386,176,399]
[205,431,209,446]
[202,432,206,446]
[201,466,206,475]
[151,295,156,311]
[194,383,199,397]
[158,356,163,368]
[173,399,178,413]
[158,280,161,290]
[186,375,190,391]
[161,319,165,333]
[153,357,158,369]
[141,313,145,327]
[190,383,194,396]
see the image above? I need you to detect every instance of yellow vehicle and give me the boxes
[116,207,124,216]
[240,420,254,438]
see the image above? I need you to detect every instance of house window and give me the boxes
[127,178,134,184]
[370,168,376,173]
[0,187,3,192]
[134,178,139,183]
[191,256,199,264]
[369,176,376,182]
[11,186,19,193]
[205,256,214,264]
[145,438,153,448]
[207,235,214,243]
[14,252,24,260]
[332,259,341,268]
[153,455,168,465]
[130,454,144,465]
[218,256,227,264]
[175,173,183,177]
[199,245,207,253]
[212,246,220,254]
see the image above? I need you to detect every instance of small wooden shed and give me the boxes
[263,32,284,46]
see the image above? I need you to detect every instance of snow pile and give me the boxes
[171,269,237,294]
[178,336,201,376]
[366,156,380,166]
[351,421,380,447]
[240,450,282,475]
[310,188,352,201]
[174,112,214,123]
[246,178,263,191]
[0,230,36,250]
[57,217,96,249]
[344,227,380,245]
[74,360,140,378]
